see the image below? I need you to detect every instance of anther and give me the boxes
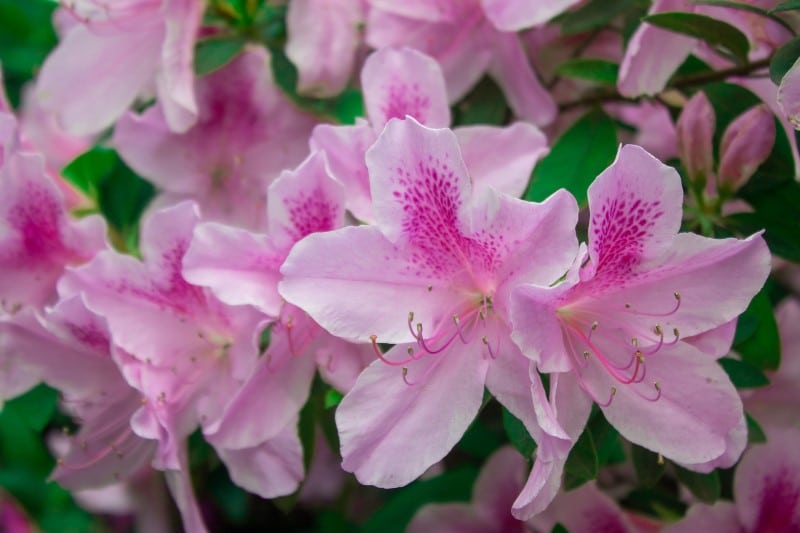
[657,454,665,465]
[654,324,662,335]
[482,336,489,345]
[407,347,414,356]
[674,292,681,301]
[592,321,598,331]
[427,285,433,292]
[625,303,631,309]
[636,350,644,363]
[408,311,414,322]
[673,327,680,339]
[631,337,638,347]
[583,350,590,359]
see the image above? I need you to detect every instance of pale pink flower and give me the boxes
[509,144,771,518]
[0,113,106,312]
[718,104,775,192]
[665,427,800,532]
[114,46,318,230]
[281,117,578,488]
[311,47,549,222]
[285,0,366,97]
[182,151,373,468]
[676,92,716,184]
[366,0,558,125]
[36,0,204,135]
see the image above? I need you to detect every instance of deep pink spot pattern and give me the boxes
[381,82,431,124]
[282,187,339,242]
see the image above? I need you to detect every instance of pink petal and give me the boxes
[480,0,581,30]
[279,225,461,343]
[164,455,209,533]
[488,33,557,126]
[540,482,637,533]
[361,47,451,128]
[617,0,697,97]
[183,222,284,315]
[509,283,573,373]
[455,122,548,199]
[155,0,202,133]
[585,144,683,279]
[36,24,162,135]
[485,340,539,436]
[313,334,374,393]
[676,91,716,182]
[734,428,800,531]
[590,342,743,465]
[366,116,472,245]
[215,421,305,499]
[205,324,317,450]
[679,412,746,473]
[337,340,489,488]
[266,150,346,251]
[778,56,800,129]
[683,319,737,359]
[286,0,364,97]
[408,504,488,533]
[718,105,776,190]
[369,0,458,22]
[309,121,377,223]
[512,454,568,521]
[473,446,528,525]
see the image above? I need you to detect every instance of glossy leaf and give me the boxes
[563,428,598,490]
[675,466,721,504]
[556,59,619,85]
[770,37,800,84]
[643,12,750,63]
[632,445,665,487]
[718,357,770,389]
[733,289,781,371]
[502,407,536,458]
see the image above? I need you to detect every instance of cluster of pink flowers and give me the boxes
[1,0,800,531]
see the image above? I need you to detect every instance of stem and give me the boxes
[559,57,772,111]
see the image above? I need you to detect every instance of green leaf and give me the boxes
[631,445,665,487]
[323,388,343,409]
[589,414,626,466]
[452,77,508,126]
[770,37,800,84]
[61,147,117,201]
[502,407,537,458]
[556,59,619,85]
[643,12,750,63]
[194,37,247,76]
[557,0,637,35]
[563,428,598,490]
[551,525,570,533]
[746,412,768,443]
[675,466,721,504]
[525,109,617,207]
[771,0,800,12]
[361,467,478,533]
[298,399,316,472]
[718,357,770,389]
[733,289,781,371]
[692,1,796,34]
[3,384,58,432]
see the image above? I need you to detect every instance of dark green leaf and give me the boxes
[361,467,478,533]
[733,289,781,371]
[675,466,721,504]
[632,445,665,487]
[718,357,770,388]
[194,37,247,76]
[298,399,316,472]
[558,0,637,35]
[3,384,58,432]
[502,407,537,458]
[771,0,800,12]
[746,412,767,443]
[622,487,687,520]
[693,1,796,35]
[551,525,570,533]
[452,77,508,126]
[770,37,800,84]
[62,147,117,200]
[525,109,617,207]
[563,428,598,490]
[589,414,626,466]
[458,414,504,459]
[643,12,750,63]
[556,59,619,85]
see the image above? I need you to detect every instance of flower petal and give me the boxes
[337,340,489,488]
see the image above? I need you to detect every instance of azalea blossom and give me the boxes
[36,0,204,135]
[281,117,578,488]
[311,46,549,222]
[665,427,800,532]
[365,0,559,125]
[509,144,770,518]
[114,46,318,229]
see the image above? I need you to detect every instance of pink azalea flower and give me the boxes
[0,113,106,312]
[114,46,318,230]
[36,0,204,135]
[509,144,771,518]
[57,202,280,513]
[311,46,549,222]
[665,427,800,532]
[182,151,373,471]
[280,117,579,488]
[365,1,558,125]
[285,0,366,97]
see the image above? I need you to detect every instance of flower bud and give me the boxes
[676,91,715,185]
[718,104,775,192]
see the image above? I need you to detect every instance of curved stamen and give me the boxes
[370,335,422,366]
[621,292,682,317]
[401,356,445,386]
[597,387,616,407]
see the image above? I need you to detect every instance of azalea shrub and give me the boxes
[2,0,800,531]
